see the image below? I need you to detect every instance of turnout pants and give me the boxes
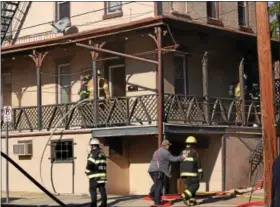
[182,177,200,203]
[89,178,107,207]
[149,171,165,205]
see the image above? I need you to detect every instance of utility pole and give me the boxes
[256,2,278,206]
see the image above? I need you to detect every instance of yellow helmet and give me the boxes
[185,136,197,144]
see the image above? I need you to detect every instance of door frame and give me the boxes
[57,63,71,104]
[108,64,126,97]
[174,53,188,96]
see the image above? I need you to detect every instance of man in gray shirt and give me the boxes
[148,140,185,205]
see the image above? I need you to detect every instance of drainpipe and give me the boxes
[221,135,227,191]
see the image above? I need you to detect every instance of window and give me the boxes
[51,140,73,162]
[174,55,188,95]
[57,64,71,104]
[238,2,247,26]
[103,2,123,19]
[207,2,217,19]
[56,1,70,21]
[107,2,121,14]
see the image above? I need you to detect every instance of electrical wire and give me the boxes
[40,66,92,77]
[7,10,154,46]
[8,1,135,34]
[6,2,255,45]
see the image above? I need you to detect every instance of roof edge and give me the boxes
[1,16,164,55]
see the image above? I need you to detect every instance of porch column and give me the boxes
[202,51,209,124]
[29,50,48,130]
[239,58,246,125]
[156,27,164,147]
[88,41,106,127]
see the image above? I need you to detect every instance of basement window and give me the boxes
[238,2,247,26]
[50,140,74,162]
[207,2,217,19]
[103,2,123,20]
[56,1,70,21]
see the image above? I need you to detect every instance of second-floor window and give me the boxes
[174,54,188,95]
[106,2,122,14]
[56,1,70,21]
[207,2,217,19]
[57,64,71,104]
[238,2,247,26]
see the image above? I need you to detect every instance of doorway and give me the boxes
[109,65,126,97]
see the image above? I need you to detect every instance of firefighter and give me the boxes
[180,136,203,206]
[78,75,91,101]
[234,74,248,124]
[85,138,107,207]
[271,153,280,207]
[88,70,110,100]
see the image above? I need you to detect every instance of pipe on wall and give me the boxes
[221,135,227,191]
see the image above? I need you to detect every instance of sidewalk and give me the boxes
[1,191,264,207]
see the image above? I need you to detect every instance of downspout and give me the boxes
[221,135,227,191]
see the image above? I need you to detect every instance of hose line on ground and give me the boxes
[248,163,261,203]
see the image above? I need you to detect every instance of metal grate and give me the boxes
[13,144,25,155]
[275,79,280,104]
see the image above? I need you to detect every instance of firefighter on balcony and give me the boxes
[180,136,203,206]
[78,75,91,101]
[233,74,248,124]
[87,70,110,100]
[85,138,107,207]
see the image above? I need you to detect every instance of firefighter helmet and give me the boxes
[90,138,100,145]
[185,136,197,144]
[83,75,91,81]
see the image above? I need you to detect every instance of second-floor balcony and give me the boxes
[1,93,263,133]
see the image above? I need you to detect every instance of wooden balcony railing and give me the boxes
[0,94,266,132]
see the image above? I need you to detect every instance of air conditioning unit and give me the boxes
[13,142,32,156]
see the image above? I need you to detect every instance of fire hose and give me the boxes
[39,98,92,193]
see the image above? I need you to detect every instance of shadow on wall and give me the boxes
[225,136,263,190]
[167,134,221,193]
[3,46,93,107]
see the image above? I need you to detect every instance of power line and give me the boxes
[40,66,92,77]
[9,1,135,34]
[6,10,154,45]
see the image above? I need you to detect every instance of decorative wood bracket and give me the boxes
[88,40,107,60]
[28,50,48,68]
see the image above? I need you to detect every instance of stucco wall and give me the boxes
[1,133,130,195]
[127,136,157,195]
[164,34,242,97]
[6,2,155,46]
[225,136,263,190]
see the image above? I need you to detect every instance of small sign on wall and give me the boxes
[3,106,12,123]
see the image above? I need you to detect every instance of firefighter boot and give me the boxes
[189,198,197,206]
[181,192,191,206]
